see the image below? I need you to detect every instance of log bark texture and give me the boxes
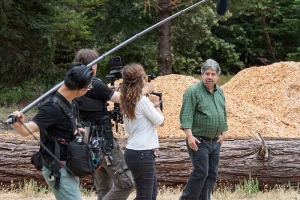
[0,137,299,189]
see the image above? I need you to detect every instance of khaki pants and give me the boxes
[94,138,134,200]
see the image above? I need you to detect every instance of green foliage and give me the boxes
[1,0,300,106]
[217,74,234,86]
[286,47,300,61]
[50,0,97,69]
[171,2,244,75]
[229,0,300,63]
[0,0,55,86]
[173,56,202,75]
[0,0,102,105]
[91,0,158,76]
[0,78,47,106]
[235,174,260,195]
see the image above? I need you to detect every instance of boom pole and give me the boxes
[6,0,210,124]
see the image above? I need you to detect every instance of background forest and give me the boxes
[0,0,300,106]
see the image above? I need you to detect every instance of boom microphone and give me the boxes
[6,0,210,124]
[216,0,229,15]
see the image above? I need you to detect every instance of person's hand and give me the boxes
[142,82,154,95]
[108,84,116,90]
[217,131,226,144]
[78,127,86,136]
[187,135,200,151]
[154,148,159,158]
[148,94,160,105]
[10,111,24,128]
[74,127,86,136]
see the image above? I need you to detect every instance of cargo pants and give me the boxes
[94,137,134,200]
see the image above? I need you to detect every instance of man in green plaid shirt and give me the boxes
[179,59,228,200]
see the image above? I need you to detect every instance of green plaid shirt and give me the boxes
[180,81,228,138]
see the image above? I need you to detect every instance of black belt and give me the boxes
[199,136,219,141]
[126,149,154,155]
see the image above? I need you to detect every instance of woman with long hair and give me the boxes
[120,63,164,200]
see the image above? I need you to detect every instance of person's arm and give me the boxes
[180,87,200,151]
[141,96,164,127]
[11,111,39,137]
[149,94,164,126]
[92,79,119,103]
[183,128,200,151]
[217,90,228,144]
[154,105,164,125]
[109,91,121,103]
[217,131,226,144]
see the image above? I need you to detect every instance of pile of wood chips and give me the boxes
[222,61,300,139]
[4,62,299,140]
[113,61,300,139]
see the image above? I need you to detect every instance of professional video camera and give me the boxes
[105,56,123,132]
[105,56,122,86]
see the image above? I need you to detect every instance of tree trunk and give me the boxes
[0,137,299,189]
[258,0,275,60]
[156,138,300,188]
[157,0,172,76]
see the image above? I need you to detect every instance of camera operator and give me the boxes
[73,49,154,200]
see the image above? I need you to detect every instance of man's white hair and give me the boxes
[201,59,221,75]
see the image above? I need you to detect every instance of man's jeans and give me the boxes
[94,138,134,200]
[180,138,221,200]
[124,149,158,200]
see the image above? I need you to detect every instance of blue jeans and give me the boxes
[42,166,81,200]
[124,149,157,200]
[180,138,221,200]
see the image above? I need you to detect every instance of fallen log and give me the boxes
[0,136,299,189]
[157,138,300,188]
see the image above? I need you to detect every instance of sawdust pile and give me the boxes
[222,61,300,139]
[114,62,300,139]
[4,62,300,140]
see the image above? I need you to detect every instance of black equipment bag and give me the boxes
[31,151,43,171]
[66,140,93,176]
